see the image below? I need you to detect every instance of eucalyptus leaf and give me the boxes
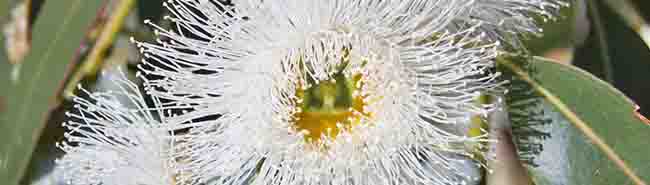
[499,55,650,185]
[0,1,103,184]
[1,2,9,120]
[0,51,8,117]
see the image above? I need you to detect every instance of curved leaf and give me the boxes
[499,55,650,185]
[0,1,102,184]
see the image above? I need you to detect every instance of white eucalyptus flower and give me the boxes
[125,0,560,185]
[57,71,179,185]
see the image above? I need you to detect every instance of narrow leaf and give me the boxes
[0,1,103,184]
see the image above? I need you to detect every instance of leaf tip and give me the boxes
[634,105,650,126]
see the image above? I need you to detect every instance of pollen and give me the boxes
[292,71,369,142]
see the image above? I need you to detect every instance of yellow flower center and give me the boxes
[291,51,371,143]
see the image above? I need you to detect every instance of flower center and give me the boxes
[291,57,370,143]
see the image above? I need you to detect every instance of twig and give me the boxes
[600,0,650,52]
[62,0,135,98]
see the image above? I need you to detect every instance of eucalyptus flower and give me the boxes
[132,1,509,185]
[57,72,179,185]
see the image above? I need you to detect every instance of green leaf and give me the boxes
[499,55,650,185]
[0,52,8,118]
[0,0,103,184]
[1,0,15,99]
[0,56,9,100]
[0,0,11,24]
